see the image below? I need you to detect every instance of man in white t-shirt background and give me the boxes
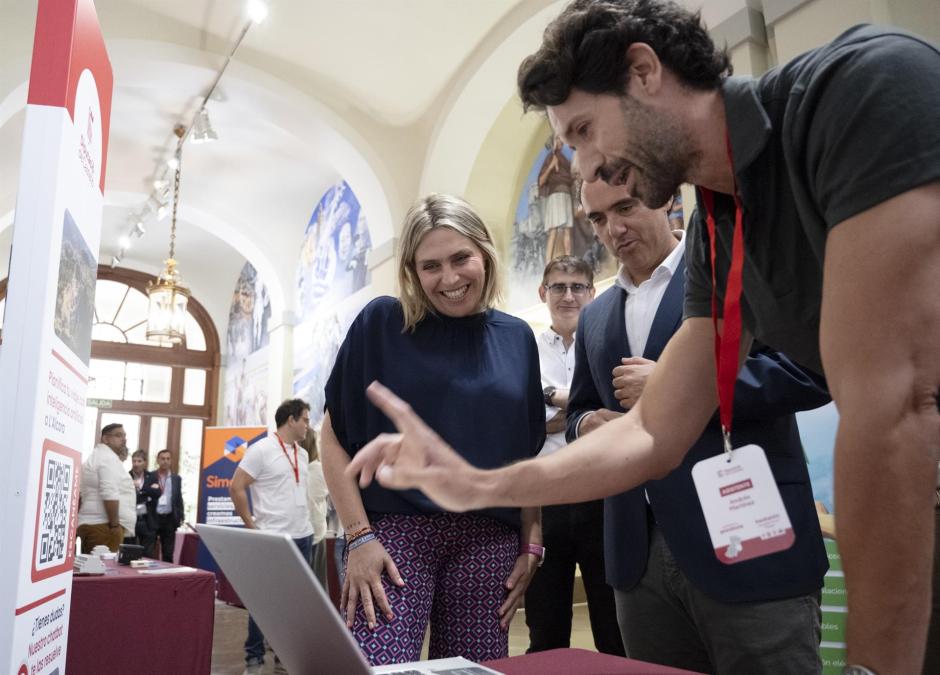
[230,398,314,675]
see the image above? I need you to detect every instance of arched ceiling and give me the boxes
[0,0,753,338]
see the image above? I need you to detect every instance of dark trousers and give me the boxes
[246,535,313,664]
[924,506,940,674]
[524,501,624,656]
[135,516,157,558]
[155,513,178,563]
[614,522,821,675]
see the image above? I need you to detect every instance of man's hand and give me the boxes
[578,409,623,435]
[546,410,566,434]
[341,539,404,630]
[498,554,538,630]
[346,382,486,512]
[815,501,837,540]
[612,357,656,409]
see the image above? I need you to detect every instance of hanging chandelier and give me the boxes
[146,125,190,345]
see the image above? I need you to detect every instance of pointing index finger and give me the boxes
[366,381,417,431]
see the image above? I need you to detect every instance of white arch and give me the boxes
[419,0,567,196]
[105,39,398,247]
[1,38,400,321]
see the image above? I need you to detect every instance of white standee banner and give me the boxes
[0,0,112,673]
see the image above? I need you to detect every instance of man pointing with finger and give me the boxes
[350,2,940,672]
[570,179,830,673]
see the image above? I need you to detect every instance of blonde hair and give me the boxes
[300,427,318,462]
[397,194,502,332]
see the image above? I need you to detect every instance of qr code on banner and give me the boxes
[38,455,72,567]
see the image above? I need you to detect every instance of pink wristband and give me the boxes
[520,543,545,559]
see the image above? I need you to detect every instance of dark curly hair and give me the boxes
[518,0,731,111]
[275,398,311,428]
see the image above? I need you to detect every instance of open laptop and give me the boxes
[197,524,503,675]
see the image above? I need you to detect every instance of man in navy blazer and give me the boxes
[151,449,185,562]
[129,449,162,557]
[569,179,831,674]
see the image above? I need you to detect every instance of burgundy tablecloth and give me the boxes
[66,559,215,675]
[176,529,243,606]
[484,648,703,675]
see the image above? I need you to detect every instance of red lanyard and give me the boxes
[275,433,300,484]
[158,472,168,492]
[699,134,746,455]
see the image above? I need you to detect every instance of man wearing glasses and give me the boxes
[526,256,625,656]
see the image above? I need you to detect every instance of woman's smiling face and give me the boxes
[413,227,487,318]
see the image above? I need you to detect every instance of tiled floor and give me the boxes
[210,600,598,674]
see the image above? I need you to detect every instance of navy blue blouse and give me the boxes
[324,296,545,530]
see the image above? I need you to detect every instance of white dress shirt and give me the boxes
[574,232,686,443]
[537,327,576,456]
[306,460,328,544]
[616,232,685,357]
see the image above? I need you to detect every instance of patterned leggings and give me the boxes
[347,512,518,665]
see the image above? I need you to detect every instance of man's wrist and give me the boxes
[543,386,556,407]
[576,411,595,437]
[108,522,121,529]
[473,464,511,509]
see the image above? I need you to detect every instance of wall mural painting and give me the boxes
[294,180,373,425]
[297,180,371,316]
[508,135,617,310]
[293,302,360,422]
[508,134,687,310]
[223,262,271,426]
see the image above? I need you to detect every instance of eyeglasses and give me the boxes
[544,283,592,296]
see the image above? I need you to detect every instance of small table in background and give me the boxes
[67,558,215,675]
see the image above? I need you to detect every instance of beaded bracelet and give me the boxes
[345,526,372,542]
[347,532,377,552]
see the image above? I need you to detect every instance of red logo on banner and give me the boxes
[26,0,113,193]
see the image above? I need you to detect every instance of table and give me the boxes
[176,529,243,606]
[66,559,215,675]
[484,648,703,674]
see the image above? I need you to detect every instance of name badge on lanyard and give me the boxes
[691,135,794,564]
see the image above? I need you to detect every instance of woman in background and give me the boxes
[302,428,329,588]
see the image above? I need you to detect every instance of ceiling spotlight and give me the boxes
[153,178,168,190]
[167,156,180,171]
[247,0,268,23]
[191,107,218,144]
[134,221,146,236]
[157,205,168,221]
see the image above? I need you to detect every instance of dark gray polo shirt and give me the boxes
[684,25,940,376]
